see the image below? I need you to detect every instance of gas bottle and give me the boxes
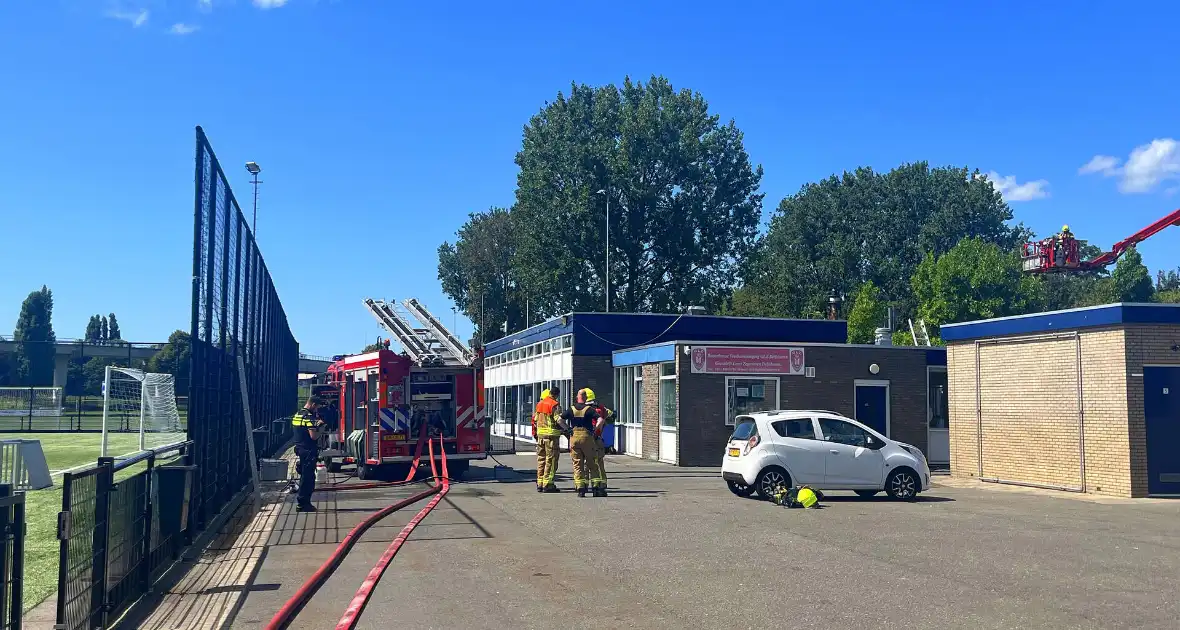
[315,461,328,485]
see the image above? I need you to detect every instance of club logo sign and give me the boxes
[689,346,806,375]
[691,347,707,373]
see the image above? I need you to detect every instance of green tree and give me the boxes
[1110,248,1154,302]
[85,315,102,342]
[100,316,108,342]
[108,313,121,342]
[147,330,191,386]
[1156,267,1180,292]
[13,286,57,385]
[846,281,886,344]
[438,207,528,342]
[511,75,764,317]
[737,163,1029,319]
[911,237,1043,340]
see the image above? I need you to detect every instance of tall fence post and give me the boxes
[90,458,114,629]
[139,454,156,594]
[9,485,24,630]
[0,484,10,627]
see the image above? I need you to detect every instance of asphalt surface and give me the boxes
[209,454,1180,630]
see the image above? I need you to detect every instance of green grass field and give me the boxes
[18,432,171,612]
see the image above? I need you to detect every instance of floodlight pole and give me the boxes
[246,162,262,236]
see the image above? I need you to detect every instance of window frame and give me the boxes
[658,362,676,428]
[724,376,780,426]
[771,417,818,440]
[817,417,874,448]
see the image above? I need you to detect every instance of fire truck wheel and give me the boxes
[448,461,469,479]
[357,461,375,480]
[326,458,342,473]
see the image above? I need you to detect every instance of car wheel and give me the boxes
[727,480,756,497]
[855,490,879,498]
[755,467,791,500]
[885,469,919,501]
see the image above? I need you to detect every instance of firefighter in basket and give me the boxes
[580,388,614,496]
[291,395,328,513]
[534,387,566,493]
[562,390,605,498]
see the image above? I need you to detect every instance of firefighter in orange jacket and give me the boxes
[581,388,614,495]
[534,388,565,493]
[563,391,604,497]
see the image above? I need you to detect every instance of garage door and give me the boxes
[977,335,1083,491]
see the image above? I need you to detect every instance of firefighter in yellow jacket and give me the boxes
[581,388,613,495]
[533,387,565,493]
[561,391,604,497]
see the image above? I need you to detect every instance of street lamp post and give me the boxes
[245,162,262,236]
[596,188,610,312]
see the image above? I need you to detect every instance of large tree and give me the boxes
[147,330,191,386]
[108,313,121,342]
[437,206,529,343]
[511,75,764,316]
[1110,247,1154,303]
[846,281,886,344]
[85,315,102,342]
[911,237,1043,340]
[13,286,57,385]
[735,163,1029,319]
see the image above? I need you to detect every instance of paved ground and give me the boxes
[127,454,1180,630]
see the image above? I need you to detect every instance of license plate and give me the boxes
[382,434,405,441]
[728,448,741,457]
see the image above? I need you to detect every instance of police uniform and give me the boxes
[560,402,602,497]
[291,406,321,512]
[533,391,563,492]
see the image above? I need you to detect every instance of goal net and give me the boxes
[0,387,65,428]
[102,367,186,457]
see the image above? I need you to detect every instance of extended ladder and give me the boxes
[909,318,932,346]
[402,298,475,366]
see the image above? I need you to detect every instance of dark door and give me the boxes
[1144,366,1180,495]
[855,384,889,437]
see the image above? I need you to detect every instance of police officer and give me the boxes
[534,387,565,493]
[581,388,614,496]
[561,390,602,498]
[291,395,327,512]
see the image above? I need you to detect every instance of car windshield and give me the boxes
[730,418,757,441]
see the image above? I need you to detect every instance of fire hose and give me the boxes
[320,419,433,491]
[266,436,451,630]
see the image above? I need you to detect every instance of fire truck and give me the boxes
[319,298,486,480]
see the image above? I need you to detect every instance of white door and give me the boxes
[818,417,886,488]
[658,428,676,464]
[768,417,826,485]
[927,367,950,464]
[626,377,644,457]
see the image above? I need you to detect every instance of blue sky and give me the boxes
[1,1,1178,356]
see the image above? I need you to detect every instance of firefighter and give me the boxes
[534,387,565,493]
[561,390,602,498]
[291,395,327,512]
[581,387,614,496]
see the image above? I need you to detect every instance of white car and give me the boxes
[721,410,930,501]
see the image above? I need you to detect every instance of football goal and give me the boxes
[102,367,186,458]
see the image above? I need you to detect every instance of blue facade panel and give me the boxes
[941,303,1180,342]
[484,317,574,356]
[926,349,947,366]
[573,313,846,356]
[612,343,676,367]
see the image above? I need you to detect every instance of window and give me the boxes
[729,418,758,441]
[634,370,644,426]
[562,335,572,350]
[543,340,551,353]
[928,369,948,430]
[772,418,816,440]
[819,418,871,448]
[725,377,779,425]
[659,362,676,428]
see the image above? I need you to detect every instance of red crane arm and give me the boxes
[1083,207,1180,268]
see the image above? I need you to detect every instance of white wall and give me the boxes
[486,350,572,387]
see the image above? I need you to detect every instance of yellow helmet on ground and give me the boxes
[796,486,818,508]
[540,389,552,400]
[581,388,596,402]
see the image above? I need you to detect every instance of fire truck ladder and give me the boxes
[909,319,932,346]
[363,298,438,364]
[402,298,475,366]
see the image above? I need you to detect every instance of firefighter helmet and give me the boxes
[582,388,596,402]
[541,389,551,400]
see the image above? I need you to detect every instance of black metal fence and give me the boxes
[55,447,191,630]
[189,125,299,534]
[0,485,25,630]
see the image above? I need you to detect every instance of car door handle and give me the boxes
[829,449,839,454]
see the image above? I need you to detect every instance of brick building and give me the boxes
[942,303,1180,498]
[482,313,845,451]
[611,340,948,466]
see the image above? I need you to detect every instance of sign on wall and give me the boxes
[689,346,805,375]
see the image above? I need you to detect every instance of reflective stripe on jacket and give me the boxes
[292,410,316,428]
[534,398,562,436]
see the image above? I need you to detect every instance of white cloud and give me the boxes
[1079,138,1180,194]
[1078,155,1120,175]
[253,0,289,8]
[978,171,1050,201]
[198,0,213,12]
[170,23,200,34]
[107,8,149,27]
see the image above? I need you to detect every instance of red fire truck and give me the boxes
[319,298,486,479]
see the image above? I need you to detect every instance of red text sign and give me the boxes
[689,346,805,375]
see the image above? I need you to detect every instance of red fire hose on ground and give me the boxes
[266,436,451,630]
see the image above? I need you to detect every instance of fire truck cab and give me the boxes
[319,298,486,479]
